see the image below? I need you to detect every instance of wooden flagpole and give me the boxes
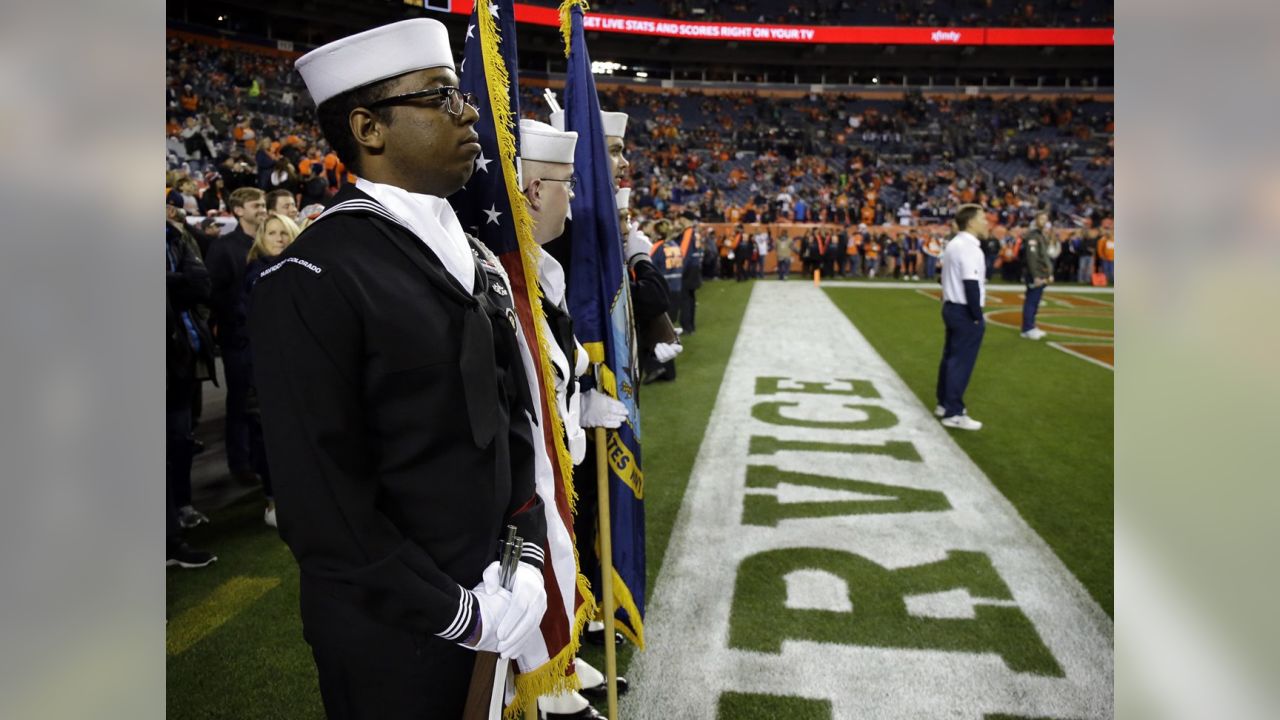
[594,426,619,720]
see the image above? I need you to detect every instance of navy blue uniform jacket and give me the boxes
[248,186,546,652]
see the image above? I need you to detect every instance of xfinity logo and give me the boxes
[931,30,962,43]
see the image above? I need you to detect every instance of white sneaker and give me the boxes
[941,414,983,431]
[1020,328,1046,340]
[912,275,920,281]
[264,506,277,528]
[934,404,946,417]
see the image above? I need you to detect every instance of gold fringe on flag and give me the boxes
[609,568,645,649]
[558,0,591,58]
[476,0,578,528]
[473,0,599,714]
[510,578,597,718]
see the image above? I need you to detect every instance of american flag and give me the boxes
[448,0,595,711]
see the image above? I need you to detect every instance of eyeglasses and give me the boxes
[538,175,578,192]
[366,86,477,118]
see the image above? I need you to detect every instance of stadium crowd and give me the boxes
[167,34,1113,244]
[165,30,1114,568]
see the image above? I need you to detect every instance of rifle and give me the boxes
[462,526,523,720]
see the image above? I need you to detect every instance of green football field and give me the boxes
[167,279,1112,718]
[824,285,1114,616]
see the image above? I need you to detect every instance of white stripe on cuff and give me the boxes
[437,588,474,641]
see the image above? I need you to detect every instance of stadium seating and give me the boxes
[167,32,1112,230]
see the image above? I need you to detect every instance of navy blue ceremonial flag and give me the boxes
[449,0,593,707]
[559,0,647,649]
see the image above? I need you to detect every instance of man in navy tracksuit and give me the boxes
[935,204,990,431]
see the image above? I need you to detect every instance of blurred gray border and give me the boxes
[0,1,163,718]
[1118,0,1280,717]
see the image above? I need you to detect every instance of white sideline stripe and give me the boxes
[820,279,1115,294]
[1047,341,1116,372]
[624,282,1113,720]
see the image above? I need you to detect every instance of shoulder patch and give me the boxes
[259,256,324,279]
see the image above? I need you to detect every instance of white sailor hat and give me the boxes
[549,110,628,139]
[519,119,578,164]
[296,19,455,107]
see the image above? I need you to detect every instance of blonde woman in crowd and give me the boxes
[247,212,301,267]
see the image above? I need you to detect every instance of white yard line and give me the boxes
[624,282,1113,720]
[1047,342,1116,372]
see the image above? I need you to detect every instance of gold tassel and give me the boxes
[609,567,646,649]
[557,0,592,58]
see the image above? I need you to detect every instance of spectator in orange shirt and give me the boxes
[864,234,881,277]
[323,151,343,191]
[1096,231,1114,284]
[847,225,865,277]
[179,84,199,117]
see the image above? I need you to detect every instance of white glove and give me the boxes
[654,342,683,363]
[567,422,587,465]
[496,563,547,659]
[464,563,512,653]
[579,389,627,429]
[566,386,587,464]
[625,222,652,262]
